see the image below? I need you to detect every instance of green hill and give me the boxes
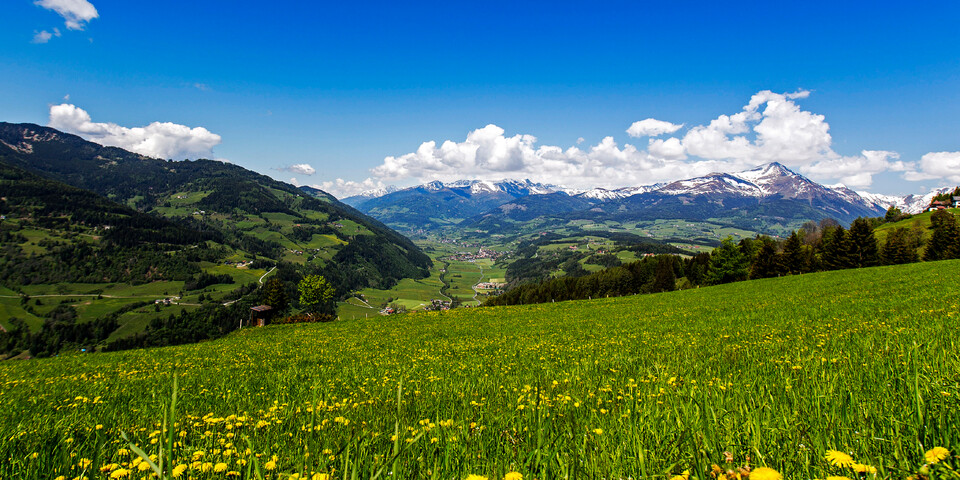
[1,260,957,479]
[0,122,431,345]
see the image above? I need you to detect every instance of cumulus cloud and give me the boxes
[311,178,388,199]
[48,103,221,159]
[35,0,99,30]
[32,28,61,43]
[805,150,906,188]
[362,90,911,189]
[626,118,683,137]
[278,164,316,176]
[904,151,960,184]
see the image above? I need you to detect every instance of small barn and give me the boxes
[250,305,273,327]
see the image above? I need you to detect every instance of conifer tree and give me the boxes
[848,218,879,268]
[707,237,749,285]
[924,210,960,261]
[749,238,780,279]
[780,230,806,274]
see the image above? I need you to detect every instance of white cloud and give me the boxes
[904,151,960,184]
[279,164,316,176]
[805,150,905,188]
[369,124,727,189]
[35,0,98,30]
[32,28,61,43]
[48,103,222,159]
[363,90,910,189]
[626,118,683,137]
[647,137,686,161]
[311,178,387,199]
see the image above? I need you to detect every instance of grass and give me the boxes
[2,260,959,479]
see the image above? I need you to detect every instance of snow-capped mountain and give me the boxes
[576,184,665,200]
[342,162,953,231]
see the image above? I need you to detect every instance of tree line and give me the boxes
[486,209,960,307]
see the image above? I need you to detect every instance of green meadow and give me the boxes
[1,260,958,479]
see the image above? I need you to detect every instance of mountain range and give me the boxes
[340,163,951,233]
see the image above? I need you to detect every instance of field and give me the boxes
[1,260,959,479]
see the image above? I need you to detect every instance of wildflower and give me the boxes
[465,475,488,480]
[172,464,188,478]
[925,447,950,464]
[504,472,523,480]
[137,461,152,471]
[264,460,277,471]
[54,476,66,480]
[825,450,855,468]
[109,468,130,479]
[78,458,92,469]
[312,474,329,480]
[825,477,853,480]
[852,463,877,474]
[214,462,229,472]
[592,428,603,435]
[750,467,782,480]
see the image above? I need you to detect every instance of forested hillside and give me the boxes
[0,123,432,356]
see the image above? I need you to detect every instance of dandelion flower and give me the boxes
[925,447,950,464]
[504,473,523,480]
[593,428,603,435]
[852,463,877,474]
[465,475,488,480]
[825,450,854,468]
[825,477,853,480]
[312,474,329,480]
[172,464,188,478]
[750,467,782,480]
[264,460,277,471]
[214,462,229,473]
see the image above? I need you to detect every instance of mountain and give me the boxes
[340,185,400,207]
[335,179,566,230]
[0,122,431,294]
[0,161,210,286]
[352,162,912,233]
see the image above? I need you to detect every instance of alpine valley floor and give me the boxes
[1,260,958,479]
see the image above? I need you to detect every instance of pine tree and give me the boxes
[260,277,288,312]
[780,230,806,274]
[820,226,848,270]
[888,227,920,264]
[749,238,780,279]
[651,256,677,293]
[924,210,960,261]
[848,218,879,268]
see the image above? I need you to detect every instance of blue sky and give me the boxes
[2,0,959,196]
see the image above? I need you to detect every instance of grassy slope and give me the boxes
[1,260,958,479]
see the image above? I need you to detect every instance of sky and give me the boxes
[2,0,960,198]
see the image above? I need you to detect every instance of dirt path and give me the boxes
[259,266,277,285]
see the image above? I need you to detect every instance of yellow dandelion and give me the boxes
[312,474,329,480]
[137,461,152,472]
[825,450,854,468]
[592,428,603,435]
[826,477,853,480]
[214,462,229,473]
[925,447,950,464]
[54,476,66,480]
[465,475,488,480]
[852,463,877,474]
[109,468,130,479]
[264,460,277,471]
[172,464,188,478]
[504,472,523,480]
[750,467,782,480]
